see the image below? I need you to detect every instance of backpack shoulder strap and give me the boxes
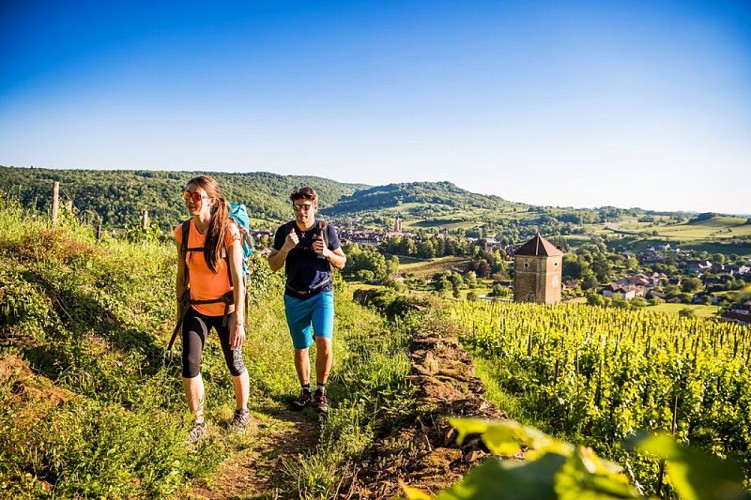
[317,219,328,247]
[224,220,234,286]
[317,219,334,273]
[180,220,192,289]
[181,220,191,265]
[221,219,235,260]
[181,218,211,266]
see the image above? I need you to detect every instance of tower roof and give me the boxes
[515,234,563,257]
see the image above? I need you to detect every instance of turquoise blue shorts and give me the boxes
[284,290,334,349]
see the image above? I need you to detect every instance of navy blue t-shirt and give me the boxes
[273,219,340,296]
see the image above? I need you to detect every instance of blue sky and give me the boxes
[1,0,749,214]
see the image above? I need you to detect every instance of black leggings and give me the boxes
[182,307,247,378]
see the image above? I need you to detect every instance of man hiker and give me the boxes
[267,186,346,413]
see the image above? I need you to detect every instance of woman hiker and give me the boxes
[175,175,250,442]
[267,186,346,413]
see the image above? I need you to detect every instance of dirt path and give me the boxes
[178,320,508,499]
[179,407,322,499]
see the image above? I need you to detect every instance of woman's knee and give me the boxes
[182,356,201,378]
[226,348,246,377]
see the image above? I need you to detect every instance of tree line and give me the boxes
[0,166,360,231]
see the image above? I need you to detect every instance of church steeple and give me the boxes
[394,214,402,233]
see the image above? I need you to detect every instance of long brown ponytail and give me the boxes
[186,175,228,273]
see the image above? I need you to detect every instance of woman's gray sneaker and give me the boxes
[188,422,206,443]
[232,409,250,433]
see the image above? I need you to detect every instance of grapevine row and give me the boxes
[448,301,751,493]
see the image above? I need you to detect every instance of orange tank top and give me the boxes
[175,220,241,317]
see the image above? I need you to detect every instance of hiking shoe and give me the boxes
[313,388,329,414]
[231,408,250,433]
[188,422,206,443]
[291,389,312,410]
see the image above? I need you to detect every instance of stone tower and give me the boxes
[513,234,563,304]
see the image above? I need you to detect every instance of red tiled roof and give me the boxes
[515,234,563,257]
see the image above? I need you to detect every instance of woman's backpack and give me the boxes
[229,202,255,278]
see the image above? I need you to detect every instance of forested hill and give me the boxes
[0,166,366,230]
[324,181,518,213]
[1,165,679,239]
[2,166,536,231]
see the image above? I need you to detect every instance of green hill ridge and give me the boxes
[0,165,365,230]
[2,165,750,256]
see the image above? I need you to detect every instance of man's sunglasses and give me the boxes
[183,191,206,203]
[293,203,314,211]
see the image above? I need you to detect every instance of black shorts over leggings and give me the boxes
[182,307,247,378]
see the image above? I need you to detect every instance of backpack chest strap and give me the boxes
[189,290,234,305]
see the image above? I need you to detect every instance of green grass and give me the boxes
[0,200,417,498]
[605,216,751,241]
[591,216,751,258]
[473,358,536,426]
[679,241,751,256]
[398,256,467,278]
[656,222,749,240]
[563,296,588,304]
[648,302,722,318]
[0,204,217,498]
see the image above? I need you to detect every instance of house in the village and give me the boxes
[685,260,713,275]
[602,284,638,300]
[562,280,580,292]
[604,272,665,300]
[721,300,751,326]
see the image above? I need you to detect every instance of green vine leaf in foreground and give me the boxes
[626,432,749,500]
[402,419,749,499]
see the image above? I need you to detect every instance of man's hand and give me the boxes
[312,239,327,256]
[283,230,299,252]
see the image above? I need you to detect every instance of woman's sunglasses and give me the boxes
[183,191,205,203]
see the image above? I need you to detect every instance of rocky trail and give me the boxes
[339,328,508,498]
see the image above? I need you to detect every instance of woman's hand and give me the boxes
[230,322,246,349]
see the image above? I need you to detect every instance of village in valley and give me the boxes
[251,212,751,326]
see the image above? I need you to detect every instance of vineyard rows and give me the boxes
[448,301,751,493]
